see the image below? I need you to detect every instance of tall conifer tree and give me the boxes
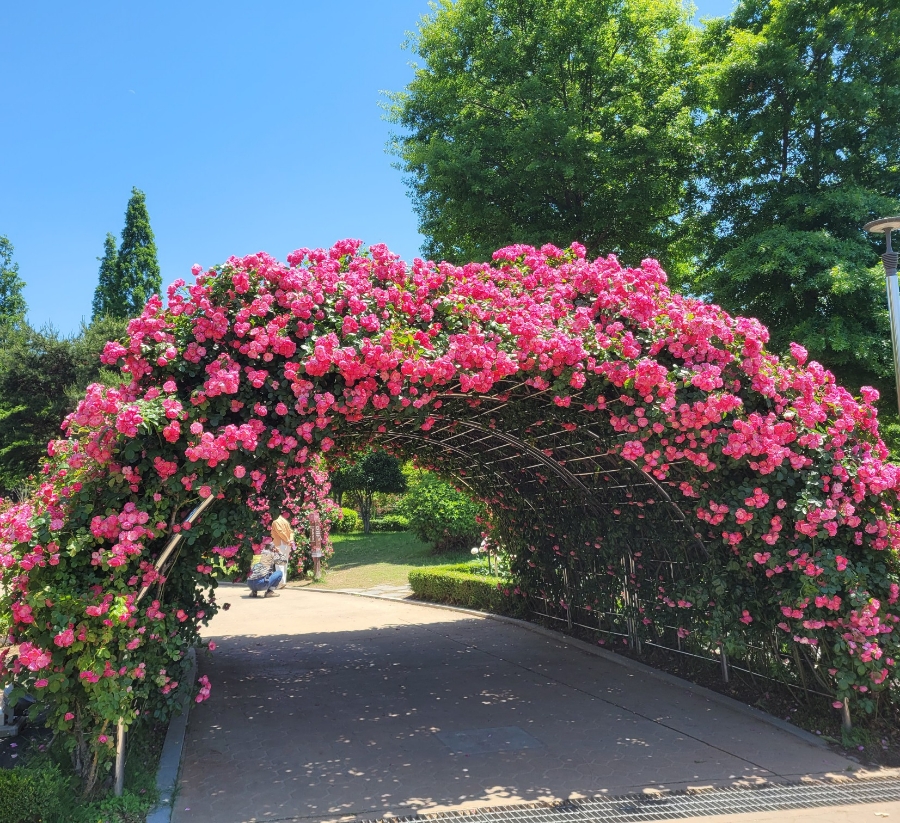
[91,187,161,320]
[118,187,160,316]
[91,233,120,320]
[0,235,27,330]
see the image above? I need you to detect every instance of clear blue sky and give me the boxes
[1,0,735,335]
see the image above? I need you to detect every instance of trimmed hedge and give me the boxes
[0,763,67,823]
[408,564,526,617]
[369,514,410,532]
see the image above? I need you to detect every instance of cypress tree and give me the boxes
[91,233,121,320]
[118,187,160,317]
[0,235,27,330]
[91,187,161,320]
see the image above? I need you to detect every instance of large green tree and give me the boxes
[92,188,161,320]
[388,0,702,273]
[693,0,900,393]
[331,451,408,533]
[0,235,27,331]
[0,316,127,494]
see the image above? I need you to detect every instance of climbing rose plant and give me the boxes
[0,239,898,791]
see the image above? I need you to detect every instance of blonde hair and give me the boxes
[271,515,294,544]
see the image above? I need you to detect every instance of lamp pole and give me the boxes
[864,217,900,414]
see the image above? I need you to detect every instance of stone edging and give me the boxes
[299,585,833,752]
[146,646,198,823]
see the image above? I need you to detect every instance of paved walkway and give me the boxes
[173,587,872,823]
[319,584,413,599]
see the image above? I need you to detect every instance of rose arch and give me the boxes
[2,239,900,790]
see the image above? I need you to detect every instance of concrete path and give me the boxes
[320,584,413,599]
[173,587,860,823]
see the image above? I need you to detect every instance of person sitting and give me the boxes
[247,540,282,598]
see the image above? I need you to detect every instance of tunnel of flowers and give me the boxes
[1,239,899,789]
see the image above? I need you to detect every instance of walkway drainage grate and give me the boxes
[363,778,900,823]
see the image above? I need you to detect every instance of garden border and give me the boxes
[302,586,834,753]
[146,646,197,823]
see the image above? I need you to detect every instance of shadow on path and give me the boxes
[173,589,855,823]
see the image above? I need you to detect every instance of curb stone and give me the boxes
[298,585,836,753]
[146,647,197,823]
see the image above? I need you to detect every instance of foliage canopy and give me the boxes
[0,317,126,495]
[399,469,485,552]
[693,0,900,393]
[0,236,27,331]
[388,0,702,274]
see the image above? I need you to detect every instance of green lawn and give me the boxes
[294,531,472,589]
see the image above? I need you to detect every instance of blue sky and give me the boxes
[1,0,736,335]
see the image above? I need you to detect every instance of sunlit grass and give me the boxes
[293,531,472,589]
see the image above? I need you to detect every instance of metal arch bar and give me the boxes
[371,431,537,510]
[386,435,551,513]
[375,430,495,479]
[454,420,598,500]
[580,430,708,558]
[135,494,216,605]
[346,409,706,553]
[398,420,631,521]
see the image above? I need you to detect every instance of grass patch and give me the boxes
[294,531,471,589]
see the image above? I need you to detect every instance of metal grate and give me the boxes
[361,778,900,823]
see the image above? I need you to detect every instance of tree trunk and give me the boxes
[352,491,374,533]
[72,705,106,798]
[360,491,374,533]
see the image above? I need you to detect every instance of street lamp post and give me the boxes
[864,217,900,414]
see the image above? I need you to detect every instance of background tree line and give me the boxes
[329,450,486,552]
[389,0,900,404]
[0,188,160,494]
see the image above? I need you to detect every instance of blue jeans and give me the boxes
[247,569,283,593]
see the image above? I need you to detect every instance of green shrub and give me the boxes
[332,507,361,533]
[0,762,68,823]
[399,471,485,552]
[408,565,526,617]
[369,514,410,532]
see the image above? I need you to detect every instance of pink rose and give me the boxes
[54,627,75,647]
[789,342,808,364]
